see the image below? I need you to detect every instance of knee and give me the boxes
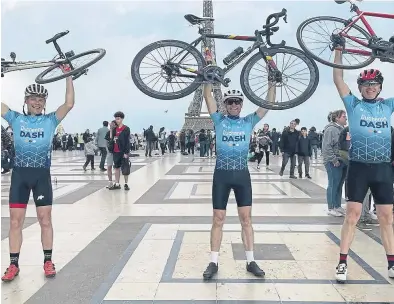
[37,213,52,229]
[344,208,361,225]
[10,217,24,230]
[212,212,225,228]
[377,211,393,226]
[239,214,252,228]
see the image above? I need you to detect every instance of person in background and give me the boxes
[158,127,167,156]
[108,111,131,190]
[83,136,97,171]
[82,129,90,143]
[199,129,207,157]
[322,110,348,217]
[96,121,109,171]
[187,130,195,155]
[308,126,319,160]
[1,125,13,174]
[144,125,155,157]
[179,131,186,153]
[207,130,214,157]
[168,131,176,153]
[78,133,84,150]
[279,120,299,178]
[296,127,312,179]
[270,128,280,156]
[255,128,272,169]
[67,134,73,151]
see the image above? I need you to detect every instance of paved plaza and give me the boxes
[1,151,394,304]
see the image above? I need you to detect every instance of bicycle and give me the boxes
[131,9,319,110]
[296,0,394,69]
[1,30,106,84]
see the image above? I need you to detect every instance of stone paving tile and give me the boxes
[1,152,392,304]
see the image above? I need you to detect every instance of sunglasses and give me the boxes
[360,81,380,87]
[225,99,242,105]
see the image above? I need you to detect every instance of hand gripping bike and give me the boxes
[1,30,106,84]
[131,9,319,110]
[296,0,394,69]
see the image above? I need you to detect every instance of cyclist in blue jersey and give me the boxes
[1,66,75,282]
[333,49,394,282]
[201,79,276,280]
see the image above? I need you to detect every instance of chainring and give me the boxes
[203,66,225,83]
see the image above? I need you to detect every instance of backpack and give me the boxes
[107,129,115,153]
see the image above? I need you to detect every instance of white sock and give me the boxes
[246,251,254,263]
[211,251,219,265]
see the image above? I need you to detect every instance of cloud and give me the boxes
[2,0,393,133]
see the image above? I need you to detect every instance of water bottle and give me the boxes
[223,47,244,65]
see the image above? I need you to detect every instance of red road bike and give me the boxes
[296,0,394,69]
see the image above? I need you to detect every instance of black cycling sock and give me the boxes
[44,249,52,263]
[10,252,19,267]
[387,254,394,269]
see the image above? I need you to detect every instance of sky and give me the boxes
[1,0,393,133]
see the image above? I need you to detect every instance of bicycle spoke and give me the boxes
[247,50,312,105]
[137,44,200,95]
[299,17,372,68]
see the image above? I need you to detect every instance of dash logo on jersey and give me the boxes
[359,115,388,129]
[20,126,45,138]
[222,130,246,142]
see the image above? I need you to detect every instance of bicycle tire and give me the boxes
[131,39,205,100]
[35,48,106,84]
[296,16,374,69]
[240,46,320,110]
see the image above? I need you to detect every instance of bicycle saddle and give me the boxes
[184,14,214,25]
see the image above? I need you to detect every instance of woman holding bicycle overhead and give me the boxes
[1,65,75,282]
[332,48,394,283]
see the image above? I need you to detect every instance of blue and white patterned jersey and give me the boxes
[343,94,394,163]
[3,110,59,168]
[211,111,261,170]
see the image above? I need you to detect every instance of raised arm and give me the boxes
[256,81,276,119]
[1,102,10,118]
[333,50,351,98]
[56,72,75,122]
[203,84,218,114]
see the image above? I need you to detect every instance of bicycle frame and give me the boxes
[2,61,54,74]
[339,4,394,56]
[170,30,270,78]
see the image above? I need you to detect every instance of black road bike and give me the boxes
[131,9,320,110]
[1,30,106,84]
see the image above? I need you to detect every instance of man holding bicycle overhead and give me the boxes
[333,49,394,282]
[1,65,74,282]
[201,73,276,280]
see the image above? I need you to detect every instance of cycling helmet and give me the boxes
[223,89,244,102]
[25,84,48,99]
[357,69,384,86]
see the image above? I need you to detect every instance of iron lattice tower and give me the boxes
[182,0,225,132]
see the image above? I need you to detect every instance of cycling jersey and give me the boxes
[211,111,261,170]
[3,110,59,168]
[343,94,394,163]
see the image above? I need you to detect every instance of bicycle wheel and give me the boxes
[240,46,319,110]
[297,16,374,69]
[35,48,106,84]
[131,39,205,100]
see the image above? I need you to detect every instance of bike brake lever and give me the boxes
[283,15,288,23]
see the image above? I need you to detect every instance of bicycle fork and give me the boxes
[260,46,282,83]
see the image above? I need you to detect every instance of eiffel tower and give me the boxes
[181,0,225,132]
